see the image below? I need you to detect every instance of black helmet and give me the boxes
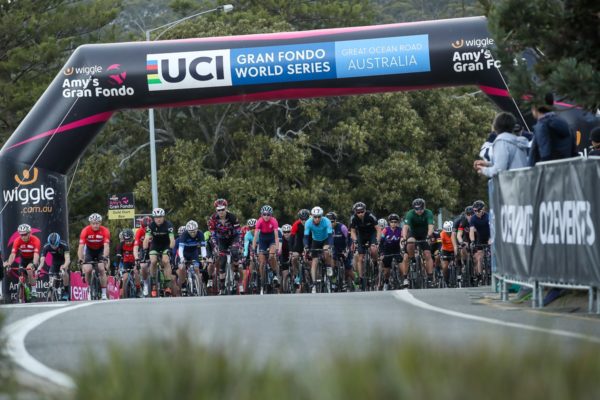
[298,209,310,221]
[465,206,474,215]
[412,198,425,210]
[326,211,337,221]
[47,232,61,247]
[352,202,366,213]
[122,229,134,241]
[388,213,400,222]
[472,200,485,211]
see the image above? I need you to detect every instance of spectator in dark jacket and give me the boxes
[528,93,577,166]
[589,126,600,156]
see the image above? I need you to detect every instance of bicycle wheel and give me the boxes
[18,283,26,304]
[127,276,137,299]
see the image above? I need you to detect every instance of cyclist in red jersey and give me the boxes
[4,224,41,288]
[134,216,152,296]
[78,213,111,300]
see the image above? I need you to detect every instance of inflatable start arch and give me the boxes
[0,16,524,250]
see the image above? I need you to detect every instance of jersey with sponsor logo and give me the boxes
[12,235,41,259]
[41,241,69,264]
[116,241,135,263]
[79,225,110,250]
[208,212,241,241]
[145,221,174,247]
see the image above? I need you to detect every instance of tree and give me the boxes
[486,0,600,111]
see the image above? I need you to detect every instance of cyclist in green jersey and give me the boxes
[401,198,435,288]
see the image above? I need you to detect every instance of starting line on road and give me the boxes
[393,290,600,344]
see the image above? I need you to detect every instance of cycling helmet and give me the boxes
[326,211,337,221]
[17,223,31,234]
[352,202,366,213]
[214,198,228,209]
[247,218,257,228]
[122,229,134,241]
[412,198,425,210]
[152,207,165,217]
[118,231,125,242]
[465,206,474,216]
[186,220,198,232]
[443,221,453,233]
[311,206,323,217]
[260,205,273,215]
[141,216,153,227]
[378,218,388,228]
[473,200,485,211]
[47,232,61,247]
[282,224,292,233]
[388,213,400,222]
[298,209,310,221]
[177,225,186,236]
[88,213,102,223]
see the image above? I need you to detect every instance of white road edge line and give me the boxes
[393,290,600,344]
[2,302,96,389]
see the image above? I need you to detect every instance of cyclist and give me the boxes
[243,218,257,292]
[143,208,175,297]
[303,206,334,294]
[252,205,280,293]
[78,213,111,300]
[290,209,310,288]
[469,200,491,285]
[115,229,139,298]
[280,224,293,292]
[177,220,206,295]
[349,202,380,291]
[327,211,351,291]
[379,213,402,290]
[134,216,152,296]
[39,233,70,301]
[452,206,474,284]
[208,199,242,292]
[173,225,186,264]
[401,198,435,288]
[440,221,455,286]
[5,224,41,297]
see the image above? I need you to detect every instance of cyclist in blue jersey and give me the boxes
[176,220,206,293]
[469,200,491,284]
[303,206,334,294]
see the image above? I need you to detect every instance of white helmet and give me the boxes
[443,220,454,233]
[186,220,198,232]
[177,225,186,235]
[152,208,165,217]
[311,206,323,217]
[282,224,292,233]
[260,205,273,215]
[378,218,388,228]
[88,213,102,223]
[17,224,31,234]
[247,218,257,228]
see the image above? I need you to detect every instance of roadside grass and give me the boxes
[74,333,600,400]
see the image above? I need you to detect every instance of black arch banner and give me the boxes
[0,16,520,252]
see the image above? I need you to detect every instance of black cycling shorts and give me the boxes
[408,236,431,253]
[356,231,377,255]
[84,248,104,263]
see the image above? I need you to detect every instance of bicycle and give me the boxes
[380,253,403,291]
[479,244,492,286]
[222,252,241,295]
[405,240,429,289]
[312,248,332,294]
[46,272,64,302]
[86,259,104,301]
[15,266,30,303]
[120,261,140,299]
[180,259,205,297]
[358,242,378,292]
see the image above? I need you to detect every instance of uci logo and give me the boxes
[14,168,38,186]
[147,49,232,91]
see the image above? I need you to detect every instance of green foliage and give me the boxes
[375,0,485,23]
[0,0,122,136]
[74,333,600,399]
[487,0,600,111]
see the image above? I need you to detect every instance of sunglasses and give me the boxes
[314,216,321,219]
[474,209,483,213]
[262,213,272,217]
[20,233,30,237]
[216,208,226,212]
[356,210,365,214]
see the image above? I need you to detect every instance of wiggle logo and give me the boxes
[64,67,74,76]
[451,39,464,49]
[14,168,38,186]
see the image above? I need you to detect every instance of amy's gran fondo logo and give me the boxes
[147,49,232,91]
[61,63,134,99]
[2,167,55,213]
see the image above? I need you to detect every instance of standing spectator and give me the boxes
[589,126,600,156]
[528,93,577,166]
[474,112,529,177]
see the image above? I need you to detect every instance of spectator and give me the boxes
[589,126,600,156]
[528,93,577,166]
[479,131,497,163]
[474,112,529,177]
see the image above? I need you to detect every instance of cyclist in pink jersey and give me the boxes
[252,205,280,291]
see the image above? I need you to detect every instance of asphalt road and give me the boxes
[2,287,600,387]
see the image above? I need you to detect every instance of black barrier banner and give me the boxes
[492,158,600,286]
[0,159,68,256]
